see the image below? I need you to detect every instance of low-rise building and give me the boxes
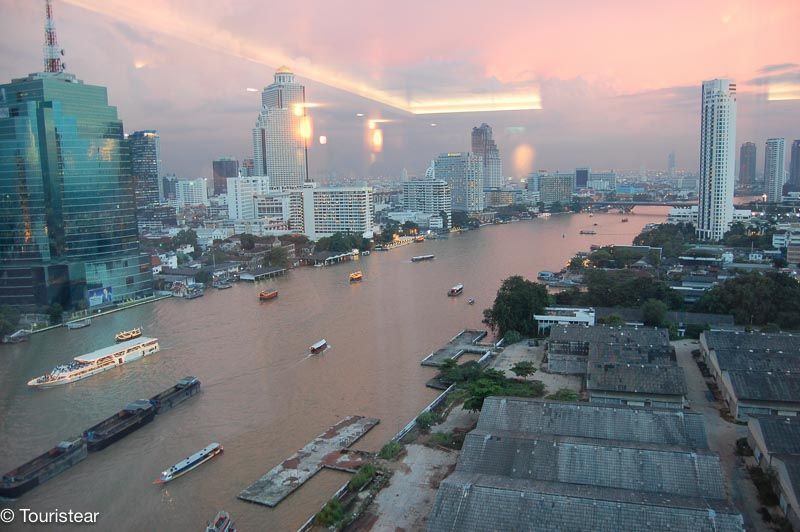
[534,307,595,333]
[748,416,800,529]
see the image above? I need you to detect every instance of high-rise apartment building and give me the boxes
[212,157,238,196]
[738,142,756,187]
[129,130,162,207]
[252,67,308,189]
[402,179,452,226]
[764,138,786,203]
[538,173,576,207]
[668,152,676,178]
[296,183,374,240]
[471,124,503,189]
[175,178,210,208]
[697,79,736,241]
[434,153,484,213]
[787,140,800,193]
[0,1,152,309]
[226,176,270,220]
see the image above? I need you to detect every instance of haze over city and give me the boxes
[1,0,798,179]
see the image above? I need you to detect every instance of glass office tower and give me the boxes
[0,71,153,310]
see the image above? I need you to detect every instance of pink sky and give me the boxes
[1,0,798,179]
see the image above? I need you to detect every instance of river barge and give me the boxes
[0,438,87,499]
[82,400,155,452]
[411,254,435,262]
[149,376,201,414]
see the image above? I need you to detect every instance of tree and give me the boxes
[239,233,256,251]
[263,246,289,268]
[510,361,536,378]
[641,299,668,327]
[401,221,419,234]
[546,388,578,401]
[483,276,549,337]
[695,272,800,328]
[172,228,198,250]
[451,211,470,229]
[0,305,21,337]
[439,210,450,231]
[48,303,63,325]
[598,314,626,327]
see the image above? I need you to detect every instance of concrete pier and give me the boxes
[420,329,494,367]
[238,415,379,507]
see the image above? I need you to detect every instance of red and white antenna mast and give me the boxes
[43,0,65,73]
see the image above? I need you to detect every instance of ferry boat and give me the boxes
[0,438,87,499]
[448,284,464,297]
[206,511,237,532]
[621,217,629,222]
[349,271,363,282]
[83,400,155,452]
[411,254,435,262]
[27,337,160,388]
[414,235,425,242]
[65,318,91,330]
[579,229,597,235]
[310,339,328,354]
[154,443,223,484]
[149,376,201,414]
[259,289,278,301]
[537,271,555,280]
[115,327,142,343]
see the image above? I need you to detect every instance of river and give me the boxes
[0,208,667,530]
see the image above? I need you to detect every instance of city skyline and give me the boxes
[0,0,797,179]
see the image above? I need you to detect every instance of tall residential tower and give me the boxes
[471,124,502,189]
[764,138,786,203]
[696,79,736,241]
[738,142,756,187]
[787,139,800,193]
[434,153,484,213]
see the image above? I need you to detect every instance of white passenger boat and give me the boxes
[154,443,223,484]
[27,337,160,388]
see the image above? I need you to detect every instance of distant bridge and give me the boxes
[590,201,697,208]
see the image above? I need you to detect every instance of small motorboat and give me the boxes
[259,290,278,301]
[115,327,142,343]
[349,271,363,282]
[467,298,475,305]
[448,284,464,297]
[206,511,237,532]
[154,443,223,484]
[65,318,91,330]
[310,339,328,354]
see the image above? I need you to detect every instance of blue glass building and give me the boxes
[0,71,153,310]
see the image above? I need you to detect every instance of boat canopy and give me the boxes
[73,337,157,363]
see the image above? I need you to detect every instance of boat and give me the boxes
[621,217,629,222]
[579,230,597,235]
[184,287,204,299]
[0,438,87,499]
[206,511,237,532]
[154,443,223,484]
[448,284,464,297]
[82,400,156,452]
[590,244,601,251]
[27,337,160,388]
[593,222,598,226]
[259,289,278,301]
[2,329,29,344]
[310,339,328,354]
[414,235,425,242]
[349,271,363,282]
[537,271,556,280]
[115,327,142,343]
[467,298,475,305]
[411,254,435,262]
[213,279,233,289]
[149,376,201,414]
[65,318,91,330]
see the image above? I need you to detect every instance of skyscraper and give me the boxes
[471,124,503,189]
[668,152,676,178]
[738,142,756,187]
[0,1,152,309]
[788,140,800,193]
[252,67,309,189]
[575,168,590,189]
[764,138,786,203]
[129,130,162,207]
[402,179,452,226]
[434,153,484,213]
[212,157,238,195]
[696,79,736,241]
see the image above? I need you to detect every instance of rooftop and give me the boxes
[705,330,800,354]
[587,364,687,396]
[750,416,800,455]
[727,372,800,403]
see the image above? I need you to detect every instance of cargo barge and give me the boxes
[0,438,87,499]
[149,376,201,414]
[83,400,156,452]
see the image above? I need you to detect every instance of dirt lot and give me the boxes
[490,341,582,395]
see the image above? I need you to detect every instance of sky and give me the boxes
[1,0,799,180]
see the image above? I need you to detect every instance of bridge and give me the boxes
[590,201,697,208]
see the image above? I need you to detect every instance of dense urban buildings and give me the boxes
[787,139,800,193]
[212,157,239,196]
[764,137,786,202]
[252,67,308,189]
[697,79,737,241]
[0,7,152,309]
[738,141,756,186]
[175,178,210,208]
[470,123,502,189]
[401,179,451,227]
[434,152,484,213]
[128,130,163,208]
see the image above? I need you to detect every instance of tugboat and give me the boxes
[349,271,363,282]
[115,327,142,343]
[154,443,223,484]
[309,339,328,354]
[448,284,464,297]
[206,511,237,532]
[259,289,278,301]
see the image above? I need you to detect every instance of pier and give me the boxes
[239,266,287,282]
[238,415,379,507]
[420,329,495,367]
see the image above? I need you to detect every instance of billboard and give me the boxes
[88,286,113,307]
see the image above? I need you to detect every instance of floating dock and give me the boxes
[238,415,379,507]
[420,329,494,367]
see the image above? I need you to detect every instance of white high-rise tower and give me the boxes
[764,138,786,203]
[252,67,309,189]
[697,79,736,241]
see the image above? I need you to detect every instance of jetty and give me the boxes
[420,329,495,367]
[238,415,379,507]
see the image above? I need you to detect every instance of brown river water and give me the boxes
[0,208,667,531]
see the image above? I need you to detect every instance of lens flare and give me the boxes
[299,116,312,140]
[512,144,536,177]
[319,135,327,145]
[371,128,383,152]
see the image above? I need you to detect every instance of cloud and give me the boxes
[758,63,799,74]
